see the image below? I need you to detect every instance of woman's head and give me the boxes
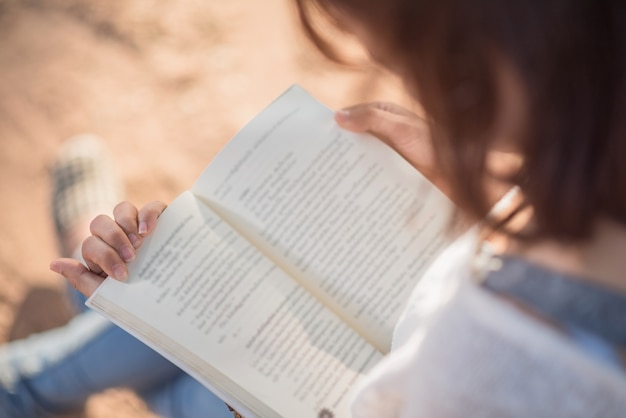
[297,0,626,241]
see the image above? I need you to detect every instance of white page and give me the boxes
[192,85,454,352]
[88,191,382,418]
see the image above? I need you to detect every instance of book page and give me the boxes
[192,85,454,352]
[88,191,382,418]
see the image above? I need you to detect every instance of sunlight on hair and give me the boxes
[294,0,371,66]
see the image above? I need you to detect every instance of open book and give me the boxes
[87,85,454,418]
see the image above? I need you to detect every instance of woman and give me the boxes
[293,1,626,416]
[4,0,626,416]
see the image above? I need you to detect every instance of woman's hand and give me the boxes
[336,102,453,198]
[50,201,167,297]
[335,102,439,178]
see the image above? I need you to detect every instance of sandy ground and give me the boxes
[0,0,409,416]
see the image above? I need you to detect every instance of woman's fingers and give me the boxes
[335,101,451,196]
[51,200,168,295]
[82,234,128,281]
[335,102,429,156]
[90,214,136,264]
[50,258,105,297]
[81,201,166,281]
[336,102,433,171]
[83,201,166,281]
[137,201,167,236]
[336,102,419,140]
[113,201,142,249]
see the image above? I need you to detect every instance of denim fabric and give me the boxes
[483,255,625,372]
[0,302,232,417]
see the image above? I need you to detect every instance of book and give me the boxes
[86,85,454,418]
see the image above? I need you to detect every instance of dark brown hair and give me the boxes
[297,0,626,241]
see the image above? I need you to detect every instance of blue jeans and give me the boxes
[0,288,233,417]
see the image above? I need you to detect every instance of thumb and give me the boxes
[335,102,422,146]
[50,258,105,297]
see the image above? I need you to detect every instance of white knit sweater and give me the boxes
[351,230,626,417]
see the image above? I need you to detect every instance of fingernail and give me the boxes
[50,261,61,274]
[336,109,351,121]
[138,221,148,235]
[112,264,128,281]
[121,245,135,262]
[128,233,142,249]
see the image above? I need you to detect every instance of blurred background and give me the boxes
[0,0,409,415]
